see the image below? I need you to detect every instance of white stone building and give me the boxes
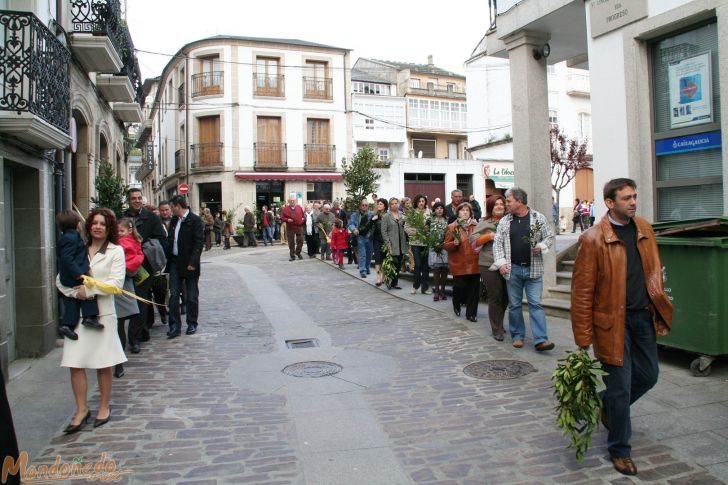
[135,36,352,214]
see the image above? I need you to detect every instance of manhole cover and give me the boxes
[463,360,536,380]
[282,361,343,378]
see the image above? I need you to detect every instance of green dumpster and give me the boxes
[652,217,728,376]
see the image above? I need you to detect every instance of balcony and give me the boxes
[408,83,466,99]
[253,74,285,97]
[191,72,223,97]
[70,0,124,73]
[0,11,71,149]
[303,77,332,100]
[174,148,185,174]
[134,118,153,146]
[567,73,590,97]
[178,83,185,107]
[111,102,142,122]
[304,144,336,171]
[96,74,135,102]
[254,142,287,171]
[191,142,223,171]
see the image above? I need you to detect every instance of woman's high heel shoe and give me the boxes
[64,410,90,434]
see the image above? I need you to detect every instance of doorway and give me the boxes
[256,181,284,209]
[2,167,16,363]
[198,182,222,214]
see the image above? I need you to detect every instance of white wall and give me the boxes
[378,158,486,203]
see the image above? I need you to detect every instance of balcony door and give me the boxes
[256,57,281,96]
[304,60,330,99]
[256,117,283,167]
[198,115,220,166]
[307,118,330,166]
[197,56,222,96]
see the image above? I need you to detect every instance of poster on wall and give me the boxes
[668,52,712,129]
[482,162,514,189]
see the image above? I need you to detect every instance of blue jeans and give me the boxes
[506,264,548,344]
[263,226,274,245]
[168,262,200,331]
[357,236,373,275]
[600,309,659,458]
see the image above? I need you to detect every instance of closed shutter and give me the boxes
[198,116,220,166]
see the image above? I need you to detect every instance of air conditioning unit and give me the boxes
[306,183,315,192]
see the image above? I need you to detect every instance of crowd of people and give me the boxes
[276,188,557,351]
[53,188,205,435]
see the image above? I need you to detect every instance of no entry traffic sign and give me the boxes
[178,183,189,195]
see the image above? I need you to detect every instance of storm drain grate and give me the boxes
[463,360,536,380]
[282,361,342,378]
[286,338,319,349]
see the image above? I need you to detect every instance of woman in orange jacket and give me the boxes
[444,202,480,321]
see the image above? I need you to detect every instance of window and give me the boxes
[548,110,558,127]
[306,118,332,167]
[256,117,284,167]
[577,113,591,141]
[304,60,331,100]
[412,139,436,158]
[446,82,455,92]
[410,78,421,89]
[448,142,458,159]
[195,115,221,167]
[378,148,389,161]
[193,55,223,96]
[307,182,332,202]
[352,81,390,95]
[651,20,722,220]
[365,118,374,130]
[407,99,467,130]
[255,57,283,97]
[456,174,473,196]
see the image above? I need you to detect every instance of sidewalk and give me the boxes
[5,245,727,484]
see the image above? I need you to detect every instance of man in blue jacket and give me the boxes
[348,198,373,278]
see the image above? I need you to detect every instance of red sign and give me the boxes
[178,183,189,195]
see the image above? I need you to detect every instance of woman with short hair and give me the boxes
[380,197,408,290]
[444,203,480,322]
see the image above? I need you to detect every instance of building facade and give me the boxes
[135,36,352,214]
[465,53,593,219]
[352,57,479,203]
[0,0,143,373]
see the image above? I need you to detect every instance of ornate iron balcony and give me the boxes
[116,23,143,105]
[302,77,332,100]
[191,72,223,97]
[254,142,287,170]
[191,142,223,169]
[71,0,123,57]
[304,144,336,170]
[174,148,185,173]
[0,11,71,133]
[178,83,185,107]
[253,74,285,97]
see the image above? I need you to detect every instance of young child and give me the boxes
[117,218,148,285]
[56,210,102,340]
[329,219,349,269]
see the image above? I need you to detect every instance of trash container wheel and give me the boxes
[690,356,713,377]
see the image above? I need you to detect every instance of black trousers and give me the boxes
[411,245,430,291]
[453,274,480,319]
[305,234,319,257]
[600,309,659,458]
[0,363,20,485]
[128,276,153,345]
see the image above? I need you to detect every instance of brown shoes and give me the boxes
[512,339,524,348]
[535,341,556,352]
[611,456,637,476]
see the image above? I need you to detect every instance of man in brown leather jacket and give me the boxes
[571,178,672,477]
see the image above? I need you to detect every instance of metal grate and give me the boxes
[285,338,319,349]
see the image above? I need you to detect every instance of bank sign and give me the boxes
[655,130,721,156]
[483,162,514,189]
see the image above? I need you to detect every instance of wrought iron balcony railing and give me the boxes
[253,74,285,97]
[0,11,71,133]
[71,0,123,57]
[191,142,223,169]
[178,83,185,107]
[116,24,143,104]
[304,144,336,170]
[174,148,185,173]
[191,72,223,97]
[302,77,332,100]
[254,142,287,169]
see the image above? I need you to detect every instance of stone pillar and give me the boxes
[504,30,557,288]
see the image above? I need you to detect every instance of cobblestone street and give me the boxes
[10,245,728,484]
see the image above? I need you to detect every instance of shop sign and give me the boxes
[590,0,647,38]
[483,162,514,189]
[655,130,721,156]
[669,52,713,129]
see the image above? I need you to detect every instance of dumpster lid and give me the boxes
[653,217,728,236]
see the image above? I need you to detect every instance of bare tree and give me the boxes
[550,125,589,234]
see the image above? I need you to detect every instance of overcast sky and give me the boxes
[125,0,489,80]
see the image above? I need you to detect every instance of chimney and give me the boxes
[427,55,434,67]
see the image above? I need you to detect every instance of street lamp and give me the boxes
[533,43,551,60]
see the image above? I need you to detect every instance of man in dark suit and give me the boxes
[124,188,168,353]
[166,195,204,338]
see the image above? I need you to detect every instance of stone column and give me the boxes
[504,30,557,288]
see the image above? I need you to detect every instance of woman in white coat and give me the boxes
[56,207,127,433]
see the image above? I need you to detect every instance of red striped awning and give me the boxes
[234,172,343,182]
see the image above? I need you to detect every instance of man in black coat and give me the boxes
[124,188,168,353]
[444,189,464,223]
[166,195,204,338]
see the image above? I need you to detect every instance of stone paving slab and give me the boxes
[6,245,727,484]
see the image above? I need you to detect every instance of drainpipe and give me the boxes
[185,53,190,187]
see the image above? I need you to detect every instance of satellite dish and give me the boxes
[417,150,423,159]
